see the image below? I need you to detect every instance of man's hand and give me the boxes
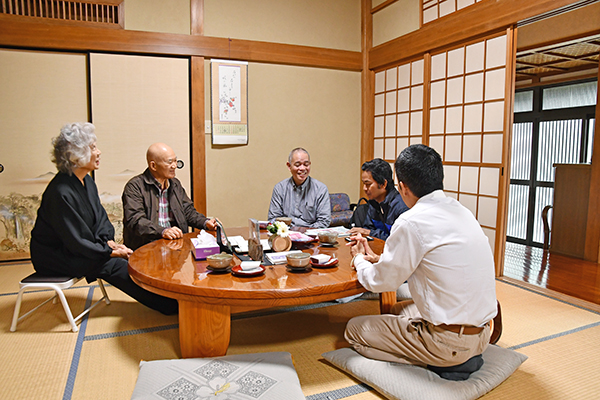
[348,227,370,236]
[205,218,219,231]
[347,233,380,263]
[162,226,184,240]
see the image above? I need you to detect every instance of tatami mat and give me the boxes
[1,261,600,399]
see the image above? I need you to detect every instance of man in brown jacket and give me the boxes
[122,142,218,250]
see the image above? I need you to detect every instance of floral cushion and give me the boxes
[131,352,305,400]
[330,193,351,212]
[329,193,352,227]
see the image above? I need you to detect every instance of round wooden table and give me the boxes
[128,228,393,358]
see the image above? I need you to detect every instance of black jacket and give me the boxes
[363,188,409,240]
[122,168,208,250]
[30,172,114,279]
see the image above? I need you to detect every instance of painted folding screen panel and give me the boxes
[90,54,190,243]
[0,50,88,261]
[428,33,508,256]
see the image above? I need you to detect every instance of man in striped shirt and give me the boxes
[122,143,218,250]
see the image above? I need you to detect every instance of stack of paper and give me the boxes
[305,226,351,237]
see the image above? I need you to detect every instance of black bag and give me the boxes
[350,197,369,228]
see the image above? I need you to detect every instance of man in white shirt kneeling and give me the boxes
[346,144,498,375]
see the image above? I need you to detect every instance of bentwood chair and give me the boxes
[10,273,110,332]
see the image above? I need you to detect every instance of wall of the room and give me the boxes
[0,0,362,239]
[200,0,362,225]
[372,0,419,47]
[517,2,600,50]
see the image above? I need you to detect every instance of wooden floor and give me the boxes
[503,241,600,306]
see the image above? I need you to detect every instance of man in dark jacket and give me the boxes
[122,143,218,250]
[349,158,408,240]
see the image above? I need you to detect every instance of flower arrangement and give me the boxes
[266,221,290,237]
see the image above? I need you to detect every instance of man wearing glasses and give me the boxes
[122,142,218,250]
[268,147,331,228]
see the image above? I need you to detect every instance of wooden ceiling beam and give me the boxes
[0,15,362,71]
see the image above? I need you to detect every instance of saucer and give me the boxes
[231,265,265,277]
[206,265,231,274]
[310,258,339,268]
[286,265,312,273]
[319,242,337,247]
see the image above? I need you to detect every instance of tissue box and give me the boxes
[190,238,220,260]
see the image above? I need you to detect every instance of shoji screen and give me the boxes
[371,31,512,265]
[428,33,508,256]
[90,54,190,243]
[374,58,425,162]
[422,0,483,24]
[0,50,88,261]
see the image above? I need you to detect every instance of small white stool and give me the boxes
[10,273,111,332]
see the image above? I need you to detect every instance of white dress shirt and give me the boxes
[354,190,497,327]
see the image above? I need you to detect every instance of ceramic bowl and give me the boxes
[286,252,310,268]
[318,231,339,244]
[206,252,233,269]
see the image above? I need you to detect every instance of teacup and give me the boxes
[318,231,338,245]
[275,217,293,226]
[206,252,233,269]
[286,252,310,268]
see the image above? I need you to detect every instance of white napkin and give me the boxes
[310,254,331,264]
[240,261,261,271]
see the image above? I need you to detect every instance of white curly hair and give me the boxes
[51,122,97,174]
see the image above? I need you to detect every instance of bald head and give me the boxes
[147,143,177,185]
[147,143,173,164]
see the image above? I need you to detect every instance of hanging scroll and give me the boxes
[210,60,249,145]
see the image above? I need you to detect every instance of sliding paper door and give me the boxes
[90,53,190,243]
[372,30,514,270]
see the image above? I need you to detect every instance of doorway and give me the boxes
[507,79,597,247]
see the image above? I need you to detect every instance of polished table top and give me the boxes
[128,227,391,357]
[128,227,386,309]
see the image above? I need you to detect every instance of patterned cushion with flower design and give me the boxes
[131,352,305,400]
[329,193,352,227]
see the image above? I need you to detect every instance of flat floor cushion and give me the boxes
[131,352,306,400]
[322,345,527,400]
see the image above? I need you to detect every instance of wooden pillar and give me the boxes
[190,0,207,215]
[583,62,600,263]
[360,0,374,198]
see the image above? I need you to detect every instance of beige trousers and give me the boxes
[344,300,491,367]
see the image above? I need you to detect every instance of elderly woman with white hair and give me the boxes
[30,123,178,315]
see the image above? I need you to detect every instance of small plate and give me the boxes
[231,265,266,277]
[310,258,339,268]
[206,265,231,274]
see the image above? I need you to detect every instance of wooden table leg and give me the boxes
[178,300,231,358]
[379,291,396,314]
